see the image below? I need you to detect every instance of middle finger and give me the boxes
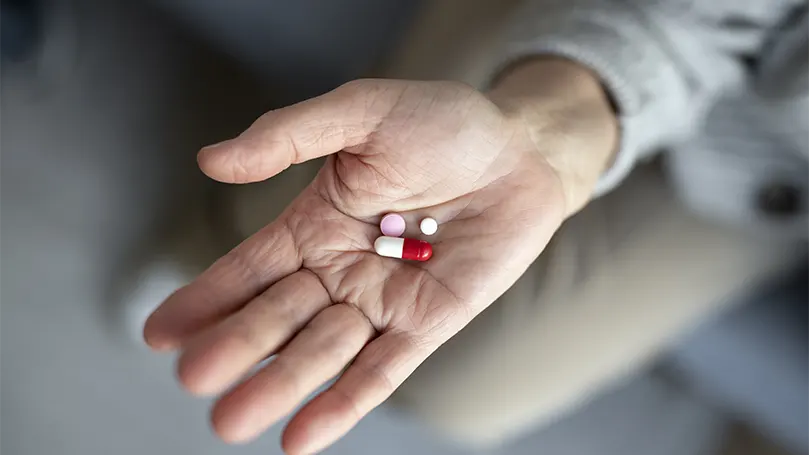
[177,269,332,396]
[210,303,376,444]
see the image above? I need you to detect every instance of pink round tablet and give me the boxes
[380,213,406,237]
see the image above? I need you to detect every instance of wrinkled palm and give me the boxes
[144,80,566,454]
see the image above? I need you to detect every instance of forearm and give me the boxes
[483,0,786,205]
[487,57,619,215]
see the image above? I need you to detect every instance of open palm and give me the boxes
[144,79,568,454]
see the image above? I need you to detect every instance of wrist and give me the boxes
[488,57,619,215]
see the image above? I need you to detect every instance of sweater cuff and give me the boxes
[490,14,688,196]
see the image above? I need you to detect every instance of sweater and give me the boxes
[386,0,809,239]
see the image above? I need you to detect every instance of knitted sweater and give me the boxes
[503,0,808,238]
[387,0,808,238]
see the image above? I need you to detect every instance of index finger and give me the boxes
[143,216,302,351]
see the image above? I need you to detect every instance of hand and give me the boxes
[145,59,616,454]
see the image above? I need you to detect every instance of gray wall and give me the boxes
[149,0,422,103]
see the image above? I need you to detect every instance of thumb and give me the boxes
[197,79,402,184]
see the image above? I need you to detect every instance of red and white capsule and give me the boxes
[374,236,433,262]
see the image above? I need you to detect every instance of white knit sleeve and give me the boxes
[492,0,788,196]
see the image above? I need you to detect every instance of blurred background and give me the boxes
[1,1,806,454]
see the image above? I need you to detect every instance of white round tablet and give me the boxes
[419,217,438,236]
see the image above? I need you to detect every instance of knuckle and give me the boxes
[231,153,255,183]
[230,299,279,350]
[268,355,305,398]
[330,384,364,422]
[338,78,375,94]
[217,246,265,292]
[356,360,395,397]
[441,79,476,92]
[437,80,479,98]
[337,78,397,107]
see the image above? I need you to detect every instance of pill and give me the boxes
[374,236,433,261]
[419,217,438,235]
[380,213,406,237]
